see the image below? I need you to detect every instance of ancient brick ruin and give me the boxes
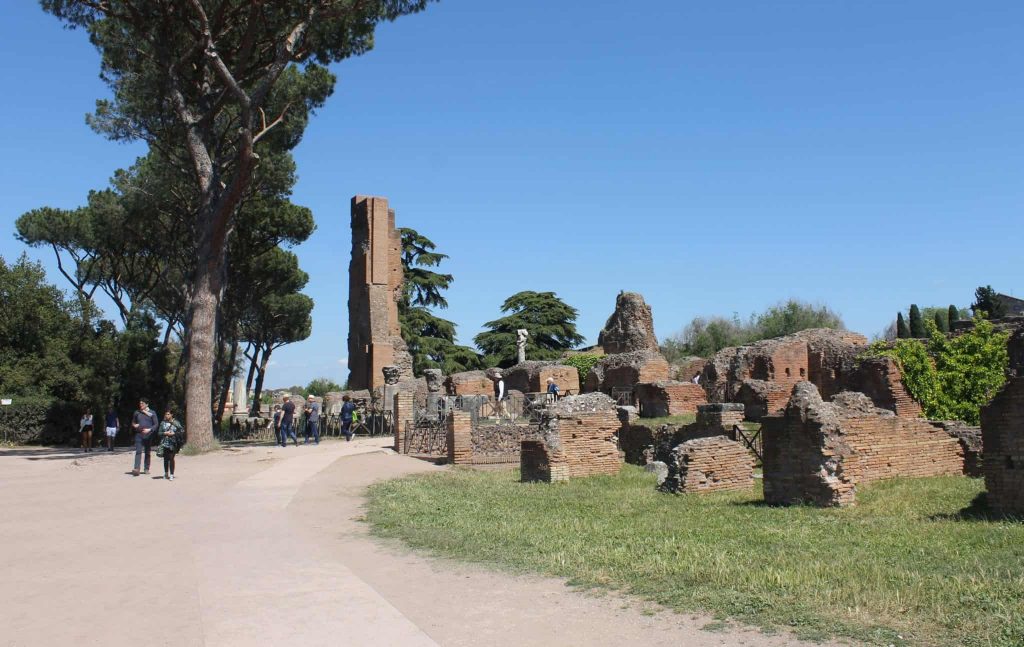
[585,350,670,395]
[659,436,755,494]
[597,291,660,355]
[634,381,706,418]
[619,403,745,466]
[980,376,1024,515]
[520,394,622,483]
[762,383,964,507]
[443,370,495,397]
[347,196,413,391]
[502,361,580,395]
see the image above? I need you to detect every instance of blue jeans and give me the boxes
[133,432,153,471]
[281,421,297,445]
[341,418,353,440]
[305,420,319,444]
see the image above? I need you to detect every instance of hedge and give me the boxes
[0,397,81,445]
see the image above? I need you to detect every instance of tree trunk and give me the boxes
[244,344,260,395]
[250,346,273,416]
[214,341,238,427]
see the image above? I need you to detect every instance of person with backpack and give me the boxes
[340,395,357,442]
[272,404,283,447]
[79,411,94,453]
[157,410,185,480]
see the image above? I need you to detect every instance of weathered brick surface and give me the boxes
[981,377,1024,515]
[597,291,660,355]
[444,370,495,397]
[735,379,790,421]
[521,394,622,482]
[695,403,745,432]
[635,381,707,417]
[661,436,755,494]
[446,411,474,464]
[347,196,413,390]
[762,383,963,507]
[585,351,671,393]
[620,403,745,466]
[847,357,923,418]
[393,391,415,454]
[503,362,580,395]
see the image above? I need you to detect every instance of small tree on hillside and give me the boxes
[972,286,1006,319]
[896,312,910,339]
[909,304,925,338]
[474,292,585,368]
[948,305,960,326]
[933,311,948,333]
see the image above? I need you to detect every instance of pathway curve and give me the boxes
[0,440,846,647]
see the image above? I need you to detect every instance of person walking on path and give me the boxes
[157,410,185,480]
[272,404,283,446]
[79,411,94,453]
[340,395,357,442]
[280,396,298,447]
[131,399,159,476]
[304,395,321,445]
[103,407,118,452]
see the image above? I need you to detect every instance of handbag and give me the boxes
[156,445,165,457]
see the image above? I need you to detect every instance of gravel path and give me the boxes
[0,440,848,647]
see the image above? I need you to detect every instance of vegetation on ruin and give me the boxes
[893,306,970,340]
[475,292,585,367]
[662,299,845,359]
[972,285,1007,319]
[367,467,1023,647]
[303,377,343,397]
[397,228,483,375]
[561,353,603,386]
[866,318,1009,424]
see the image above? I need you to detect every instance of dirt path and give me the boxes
[0,441,846,647]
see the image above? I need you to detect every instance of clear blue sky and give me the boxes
[2,1,1021,388]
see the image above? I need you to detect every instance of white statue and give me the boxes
[516,329,529,364]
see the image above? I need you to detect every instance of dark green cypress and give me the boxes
[934,311,948,333]
[909,304,925,337]
[948,305,960,325]
[896,312,910,339]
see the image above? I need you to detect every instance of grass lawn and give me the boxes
[635,413,697,427]
[365,466,1024,647]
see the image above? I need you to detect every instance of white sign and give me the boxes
[1,399,11,406]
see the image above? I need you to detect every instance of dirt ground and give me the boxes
[0,439,849,646]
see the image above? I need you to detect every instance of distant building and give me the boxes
[996,293,1024,317]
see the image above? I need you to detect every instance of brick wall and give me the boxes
[981,376,1024,515]
[521,395,622,482]
[393,391,415,454]
[848,357,924,418]
[661,436,755,494]
[635,381,707,417]
[762,383,963,507]
[503,362,580,395]
[444,370,494,397]
[734,379,790,421]
[446,411,474,464]
[695,403,744,432]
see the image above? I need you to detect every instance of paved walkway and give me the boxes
[0,440,843,647]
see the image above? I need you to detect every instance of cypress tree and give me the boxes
[896,312,910,339]
[934,311,948,333]
[948,305,960,325]
[909,304,925,337]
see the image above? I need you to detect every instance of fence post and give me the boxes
[393,391,415,453]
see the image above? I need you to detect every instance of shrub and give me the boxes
[0,397,80,445]
[866,319,1009,424]
[561,354,603,387]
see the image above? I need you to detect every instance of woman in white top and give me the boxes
[79,412,94,453]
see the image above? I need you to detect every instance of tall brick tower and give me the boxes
[347,196,413,390]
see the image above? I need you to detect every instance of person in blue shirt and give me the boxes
[546,377,560,403]
[104,407,119,452]
[340,395,357,442]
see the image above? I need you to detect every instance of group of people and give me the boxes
[270,393,358,447]
[78,399,186,481]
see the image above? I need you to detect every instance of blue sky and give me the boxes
[2,1,1022,388]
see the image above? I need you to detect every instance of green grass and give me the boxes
[365,467,1024,647]
[637,413,697,427]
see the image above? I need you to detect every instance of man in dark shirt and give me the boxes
[131,399,159,476]
[303,395,321,445]
[280,396,298,446]
[104,407,119,452]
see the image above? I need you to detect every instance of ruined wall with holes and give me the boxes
[584,350,671,395]
[634,381,707,418]
[980,377,1024,515]
[620,403,745,466]
[347,196,413,390]
[503,361,580,395]
[762,383,963,507]
[521,394,622,482]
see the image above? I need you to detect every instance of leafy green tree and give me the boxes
[42,0,436,449]
[475,292,585,368]
[305,378,343,397]
[397,228,481,375]
[972,285,1006,319]
[867,319,1009,424]
[908,304,925,338]
[933,310,948,333]
[753,299,844,339]
[896,312,910,339]
[668,316,750,358]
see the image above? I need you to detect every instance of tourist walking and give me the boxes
[157,410,185,481]
[131,399,159,476]
[304,395,321,445]
[280,395,298,446]
[104,406,118,451]
[79,411,94,453]
[340,395,357,442]
[272,404,283,446]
